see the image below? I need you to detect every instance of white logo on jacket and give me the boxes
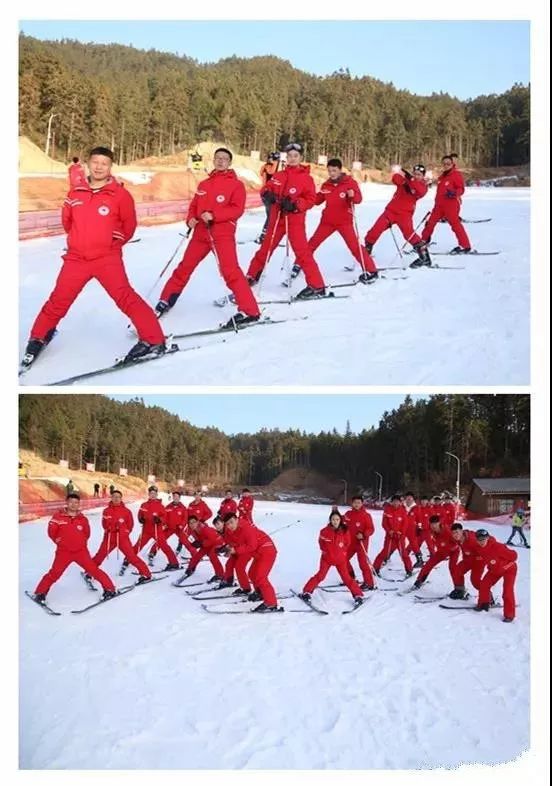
[339,192,346,199]
[98,206,110,216]
[76,525,83,531]
[289,187,297,194]
[216,195,225,203]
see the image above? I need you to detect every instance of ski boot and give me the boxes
[136,575,152,585]
[449,246,471,255]
[155,293,179,318]
[163,563,180,572]
[358,271,378,284]
[449,587,469,600]
[365,241,373,254]
[147,552,155,568]
[232,588,250,596]
[246,273,261,287]
[217,579,234,590]
[353,597,364,608]
[20,329,56,370]
[374,569,381,578]
[222,312,260,329]
[409,242,432,269]
[102,590,117,600]
[251,602,280,613]
[123,341,166,364]
[175,543,183,555]
[413,553,424,569]
[360,583,376,591]
[474,603,490,612]
[405,570,413,578]
[503,617,514,623]
[33,593,47,604]
[254,233,266,245]
[247,590,262,602]
[298,592,311,602]
[208,574,222,584]
[295,286,326,300]
[119,559,129,576]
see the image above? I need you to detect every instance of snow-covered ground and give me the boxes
[18,185,529,385]
[20,498,530,770]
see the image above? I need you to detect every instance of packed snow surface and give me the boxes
[20,498,530,769]
[19,185,529,385]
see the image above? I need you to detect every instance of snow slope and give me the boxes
[20,498,530,770]
[18,186,529,386]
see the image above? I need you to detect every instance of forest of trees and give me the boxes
[19,395,530,496]
[19,34,530,169]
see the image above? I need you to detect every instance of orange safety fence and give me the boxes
[19,493,144,523]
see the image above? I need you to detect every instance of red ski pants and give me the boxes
[149,532,198,559]
[305,221,377,273]
[132,525,178,565]
[416,551,452,584]
[188,546,224,577]
[304,557,363,598]
[417,530,436,556]
[478,564,517,619]
[422,202,471,248]
[35,548,116,595]
[31,252,164,345]
[365,209,423,247]
[450,557,484,590]
[248,545,278,606]
[92,530,151,579]
[224,553,252,590]
[405,523,421,555]
[373,534,413,572]
[346,539,374,586]
[160,233,260,317]
[247,216,325,288]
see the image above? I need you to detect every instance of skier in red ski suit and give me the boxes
[148,490,197,561]
[440,496,457,528]
[156,147,260,328]
[289,159,377,285]
[120,486,179,574]
[33,494,116,601]
[344,497,375,589]
[421,155,471,253]
[403,492,425,568]
[238,489,254,524]
[364,164,431,268]
[187,494,213,523]
[23,147,165,369]
[416,496,436,556]
[213,515,253,592]
[89,490,151,582]
[373,496,414,576]
[474,530,518,621]
[217,490,238,518]
[184,517,225,581]
[448,524,487,598]
[246,142,326,298]
[411,516,459,589]
[222,514,280,611]
[302,512,364,601]
[68,157,86,188]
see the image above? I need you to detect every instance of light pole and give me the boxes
[445,452,461,509]
[45,112,58,157]
[338,479,348,505]
[375,472,383,503]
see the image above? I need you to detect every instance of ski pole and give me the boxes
[268,519,302,537]
[351,203,369,277]
[389,224,404,266]
[255,205,283,302]
[143,228,191,303]
[399,211,430,254]
[206,224,240,333]
[284,215,294,302]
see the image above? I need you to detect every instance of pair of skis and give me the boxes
[25,585,136,615]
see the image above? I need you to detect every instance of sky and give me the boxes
[108,394,426,435]
[19,20,530,100]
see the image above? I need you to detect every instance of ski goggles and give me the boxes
[413,164,426,175]
[284,143,303,153]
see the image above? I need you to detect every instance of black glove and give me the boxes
[280,196,298,213]
[446,190,456,199]
[153,515,161,525]
[138,513,145,524]
[215,546,227,555]
[264,191,278,205]
[191,540,201,548]
[184,567,194,577]
[401,168,413,180]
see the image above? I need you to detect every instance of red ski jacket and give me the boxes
[225,522,274,556]
[434,165,465,206]
[165,501,188,533]
[47,509,91,552]
[315,174,361,225]
[188,499,213,523]
[404,504,421,531]
[68,162,86,188]
[218,498,238,518]
[187,169,246,234]
[343,507,375,539]
[137,499,166,528]
[262,164,316,218]
[238,496,254,522]
[385,173,427,215]
[456,530,483,559]
[478,540,517,573]
[62,178,137,260]
[192,522,224,550]
[381,507,409,537]
[440,502,457,528]
[102,502,133,534]
[430,524,459,558]
[417,505,433,531]
[318,524,351,564]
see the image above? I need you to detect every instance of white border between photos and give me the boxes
[6,1,550,785]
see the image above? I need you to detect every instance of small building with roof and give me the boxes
[465,478,530,516]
